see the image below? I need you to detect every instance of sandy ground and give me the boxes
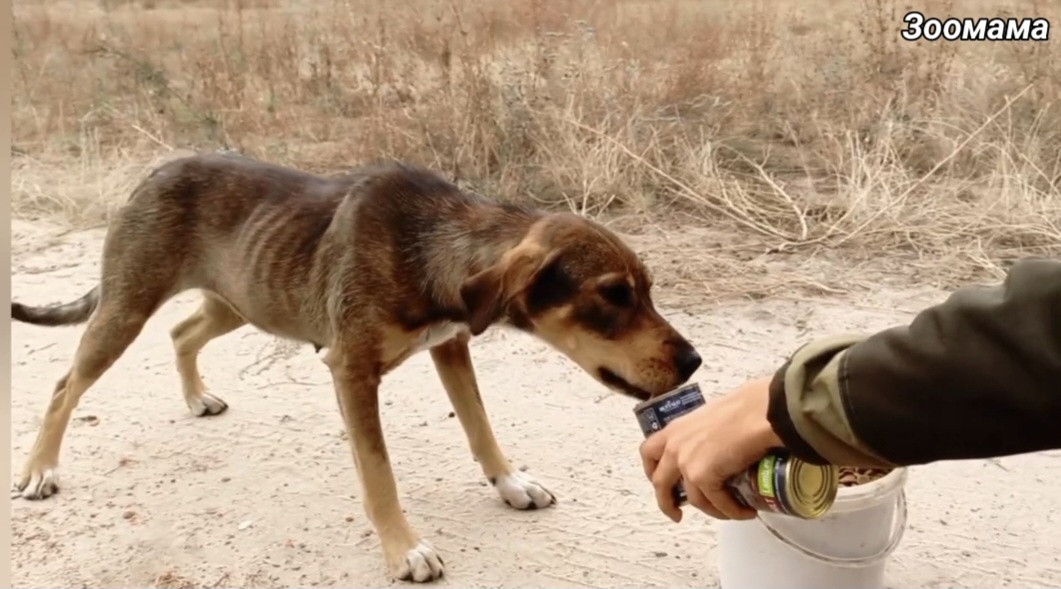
[10,223,1061,589]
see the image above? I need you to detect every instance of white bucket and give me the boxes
[717,467,908,589]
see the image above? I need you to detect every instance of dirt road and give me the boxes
[11,227,1061,588]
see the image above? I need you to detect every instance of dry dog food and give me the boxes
[838,466,892,487]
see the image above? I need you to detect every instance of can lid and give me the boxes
[631,381,702,414]
[786,459,839,519]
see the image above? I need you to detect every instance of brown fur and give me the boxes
[10,153,702,582]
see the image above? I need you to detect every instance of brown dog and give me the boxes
[11,153,702,582]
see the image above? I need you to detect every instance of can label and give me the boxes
[727,452,790,515]
[634,383,705,436]
[633,383,706,505]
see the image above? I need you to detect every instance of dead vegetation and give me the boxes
[11,0,1061,300]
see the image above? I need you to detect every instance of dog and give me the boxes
[11,153,702,582]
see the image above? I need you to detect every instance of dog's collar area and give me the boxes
[599,367,651,401]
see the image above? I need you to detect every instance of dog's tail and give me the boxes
[12,285,100,326]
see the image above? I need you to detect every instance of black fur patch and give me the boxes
[572,302,624,340]
[524,257,577,316]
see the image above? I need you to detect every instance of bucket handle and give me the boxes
[755,488,907,568]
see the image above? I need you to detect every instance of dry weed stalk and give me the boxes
[11,0,1061,295]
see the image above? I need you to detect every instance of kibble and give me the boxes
[837,466,891,487]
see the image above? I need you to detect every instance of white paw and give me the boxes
[392,539,445,583]
[187,392,229,417]
[12,466,60,500]
[491,471,556,510]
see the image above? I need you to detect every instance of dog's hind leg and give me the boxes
[324,347,445,583]
[169,292,247,416]
[430,338,556,511]
[14,292,165,500]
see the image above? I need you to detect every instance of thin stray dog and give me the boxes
[11,153,703,582]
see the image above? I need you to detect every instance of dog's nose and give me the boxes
[675,346,702,381]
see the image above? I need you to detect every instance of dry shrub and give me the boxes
[11,0,1061,287]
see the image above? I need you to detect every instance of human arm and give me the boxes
[770,257,1061,467]
[640,258,1061,521]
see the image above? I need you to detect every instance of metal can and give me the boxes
[633,381,839,519]
[633,382,714,506]
[726,450,838,519]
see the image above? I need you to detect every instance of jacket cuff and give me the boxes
[768,360,829,464]
[768,334,895,468]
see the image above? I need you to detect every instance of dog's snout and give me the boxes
[674,345,702,381]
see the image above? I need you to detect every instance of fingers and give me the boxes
[640,430,670,491]
[640,442,659,482]
[704,485,757,520]
[642,432,684,522]
[649,452,683,523]
[639,430,667,471]
[683,480,728,520]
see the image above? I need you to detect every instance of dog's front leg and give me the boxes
[430,338,556,510]
[324,350,444,583]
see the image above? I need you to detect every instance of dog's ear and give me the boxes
[459,265,507,336]
[460,244,564,336]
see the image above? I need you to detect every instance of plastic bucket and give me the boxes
[717,467,908,589]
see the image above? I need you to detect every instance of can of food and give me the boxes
[634,382,715,506]
[634,382,839,519]
[726,450,839,519]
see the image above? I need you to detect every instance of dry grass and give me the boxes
[11,0,1061,300]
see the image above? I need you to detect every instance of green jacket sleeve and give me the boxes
[767,258,1061,467]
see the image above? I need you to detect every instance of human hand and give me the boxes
[639,376,783,522]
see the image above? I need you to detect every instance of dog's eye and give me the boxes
[599,282,634,307]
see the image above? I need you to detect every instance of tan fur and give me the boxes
[10,153,702,582]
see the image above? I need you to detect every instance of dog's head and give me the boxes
[459,212,701,400]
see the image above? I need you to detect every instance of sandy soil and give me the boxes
[10,223,1061,589]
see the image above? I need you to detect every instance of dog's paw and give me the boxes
[491,471,556,510]
[12,466,59,500]
[188,392,229,417]
[388,539,445,583]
